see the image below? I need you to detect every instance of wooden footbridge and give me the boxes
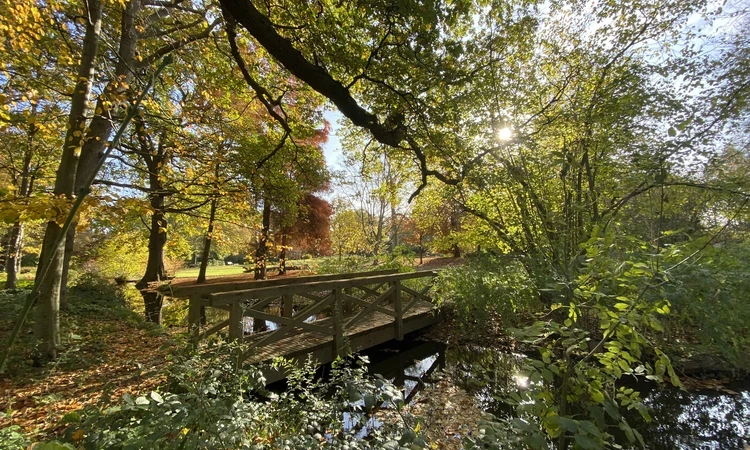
[162,269,441,382]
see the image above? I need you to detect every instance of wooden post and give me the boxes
[343,287,353,314]
[229,301,244,342]
[188,294,202,342]
[333,288,345,357]
[282,294,293,318]
[394,280,404,341]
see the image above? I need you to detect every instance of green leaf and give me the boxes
[150,391,164,404]
[590,389,605,404]
[574,433,600,449]
[547,415,578,432]
[62,411,81,423]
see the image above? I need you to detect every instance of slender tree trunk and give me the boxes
[252,199,271,333]
[35,0,102,361]
[419,234,423,265]
[5,223,24,290]
[197,196,218,284]
[6,116,37,290]
[278,233,287,274]
[254,199,271,280]
[390,202,398,252]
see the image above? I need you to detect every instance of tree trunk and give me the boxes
[136,198,167,324]
[197,196,218,284]
[254,198,271,280]
[390,202,398,252]
[6,116,36,290]
[34,0,102,361]
[419,234,424,265]
[451,243,460,258]
[5,222,24,290]
[59,232,74,309]
[61,0,140,307]
[278,233,287,275]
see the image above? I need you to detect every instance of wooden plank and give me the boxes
[243,294,335,352]
[210,271,437,306]
[403,297,420,314]
[334,288,345,357]
[341,292,395,317]
[355,283,388,298]
[249,301,439,383]
[188,294,202,341]
[344,285,396,329]
[163,269,400,297]
[394,280,404,341]
[244,295,281,312]
[246,301,435,364]
[243,310,335,336]
[400,285,432,303]
[296,291,330,302]
[228,302,244,341]
[204,318,230,337]
[282,294,293,318]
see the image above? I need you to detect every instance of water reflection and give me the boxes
[364,340,447,404]
[362,341,749,449]
[622,383,750,450]
[241,305,328,333]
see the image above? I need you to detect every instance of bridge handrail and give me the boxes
[206,271,438,306]
[164,268,400,297]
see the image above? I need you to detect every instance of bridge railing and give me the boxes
[197,271,438,360]
[160,269,397,337]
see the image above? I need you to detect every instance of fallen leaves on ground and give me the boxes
[377,374,484,450]
[0,319,174,440]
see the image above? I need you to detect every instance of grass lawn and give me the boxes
[172,265,247,279]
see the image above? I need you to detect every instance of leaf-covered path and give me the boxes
[1,318,173,439]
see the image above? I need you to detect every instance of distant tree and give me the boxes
[280,194,333,269]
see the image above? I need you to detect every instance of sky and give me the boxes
[322,109,345,173]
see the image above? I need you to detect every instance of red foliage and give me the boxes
[287,193,333,256]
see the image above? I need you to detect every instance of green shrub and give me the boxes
[51,341,426,449]
[0,423,29,450]
[433,255,538,329]
[661,239,750,368]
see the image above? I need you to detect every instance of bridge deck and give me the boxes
[247,301,439,382]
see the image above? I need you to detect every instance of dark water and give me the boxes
[359,339,750,449]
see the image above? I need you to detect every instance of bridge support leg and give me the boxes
[333,288,346,357]
[188,295,202,343]
[229,301,244,342]
[394,280,404,341]
[282,294,293,318]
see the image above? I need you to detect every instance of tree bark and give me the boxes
[135,125,168,324]
[61,0,141,307]
[6,117,37,290]
[197,196,218,284]
[5,223,24,290]
[254,198,271,280]
[278,233,287,275]
[136,194,167,324]
[35,0,103,361]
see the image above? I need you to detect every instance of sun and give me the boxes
[497,127,513,142]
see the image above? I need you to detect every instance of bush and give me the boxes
[433,255,538,329]
[0,424,29,450]
[662,239,750,368]
[49,341,427,449]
